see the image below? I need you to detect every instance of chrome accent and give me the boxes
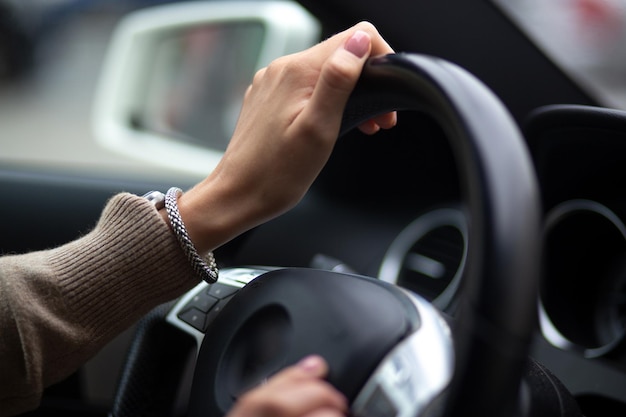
[352,290,454,417]
[142,190,165,209]
[379,207,468,310]
[540,199,626,358]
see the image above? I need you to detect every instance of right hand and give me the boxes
[227,355,348,417]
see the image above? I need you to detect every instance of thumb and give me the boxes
[299,30,372,136]
[296,354,329,378]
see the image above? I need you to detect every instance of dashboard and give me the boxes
[216,103,626,415]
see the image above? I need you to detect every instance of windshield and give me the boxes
[493,0,626,109]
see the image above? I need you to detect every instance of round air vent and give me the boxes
[379,208,468,311]
[540,199,626,358]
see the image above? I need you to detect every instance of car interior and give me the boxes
[2,0,626,416]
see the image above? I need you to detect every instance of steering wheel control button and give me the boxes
[177,288,238,333]
[186,293,219,313]
[178,308,207,332]
[207,283,239,299]
[204,296,235,330]
[166,268,268,348]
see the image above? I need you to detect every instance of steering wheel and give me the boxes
[111,54,541,417]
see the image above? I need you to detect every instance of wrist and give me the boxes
[143,189,219,283]
[176,177,260,254]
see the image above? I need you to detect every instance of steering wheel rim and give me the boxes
[339,53,541,416]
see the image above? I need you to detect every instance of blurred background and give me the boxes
[0,0,206,184]
[494,0,626,108]
[1,0,626,184]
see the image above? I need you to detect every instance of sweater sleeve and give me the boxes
[0,193,200,416]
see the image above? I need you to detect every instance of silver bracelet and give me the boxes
[155,187,219,283]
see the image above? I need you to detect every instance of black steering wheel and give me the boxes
[111,53,542,417]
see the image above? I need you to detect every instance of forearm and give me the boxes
[0,193,199,416]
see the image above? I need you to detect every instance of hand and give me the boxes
[227,355,347,417]
[176,22,395,253]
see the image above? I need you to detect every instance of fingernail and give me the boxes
[298,355,324,372]
[345,30,371,58]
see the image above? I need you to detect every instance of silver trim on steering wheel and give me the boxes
[352,289,454,417]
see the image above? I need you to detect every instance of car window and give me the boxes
[493,0,626,110]
[0,1,319,183]
[0,4,189,182]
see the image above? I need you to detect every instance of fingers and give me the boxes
[311,21,394,63]
[296,30,373,139]
[287,354,330,378]
[296,22,397,139]
[228,356,347,417]
[358,112,398,135]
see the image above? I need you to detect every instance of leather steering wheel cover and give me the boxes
[341,53,541,416]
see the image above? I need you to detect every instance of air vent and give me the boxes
[379,208,467,311]
[540,199,626,358]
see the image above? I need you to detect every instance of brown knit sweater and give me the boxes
[0,193,200,416]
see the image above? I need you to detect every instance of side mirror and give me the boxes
[92,1,320,175]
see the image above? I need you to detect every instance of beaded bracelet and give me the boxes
[144,188,219,283]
